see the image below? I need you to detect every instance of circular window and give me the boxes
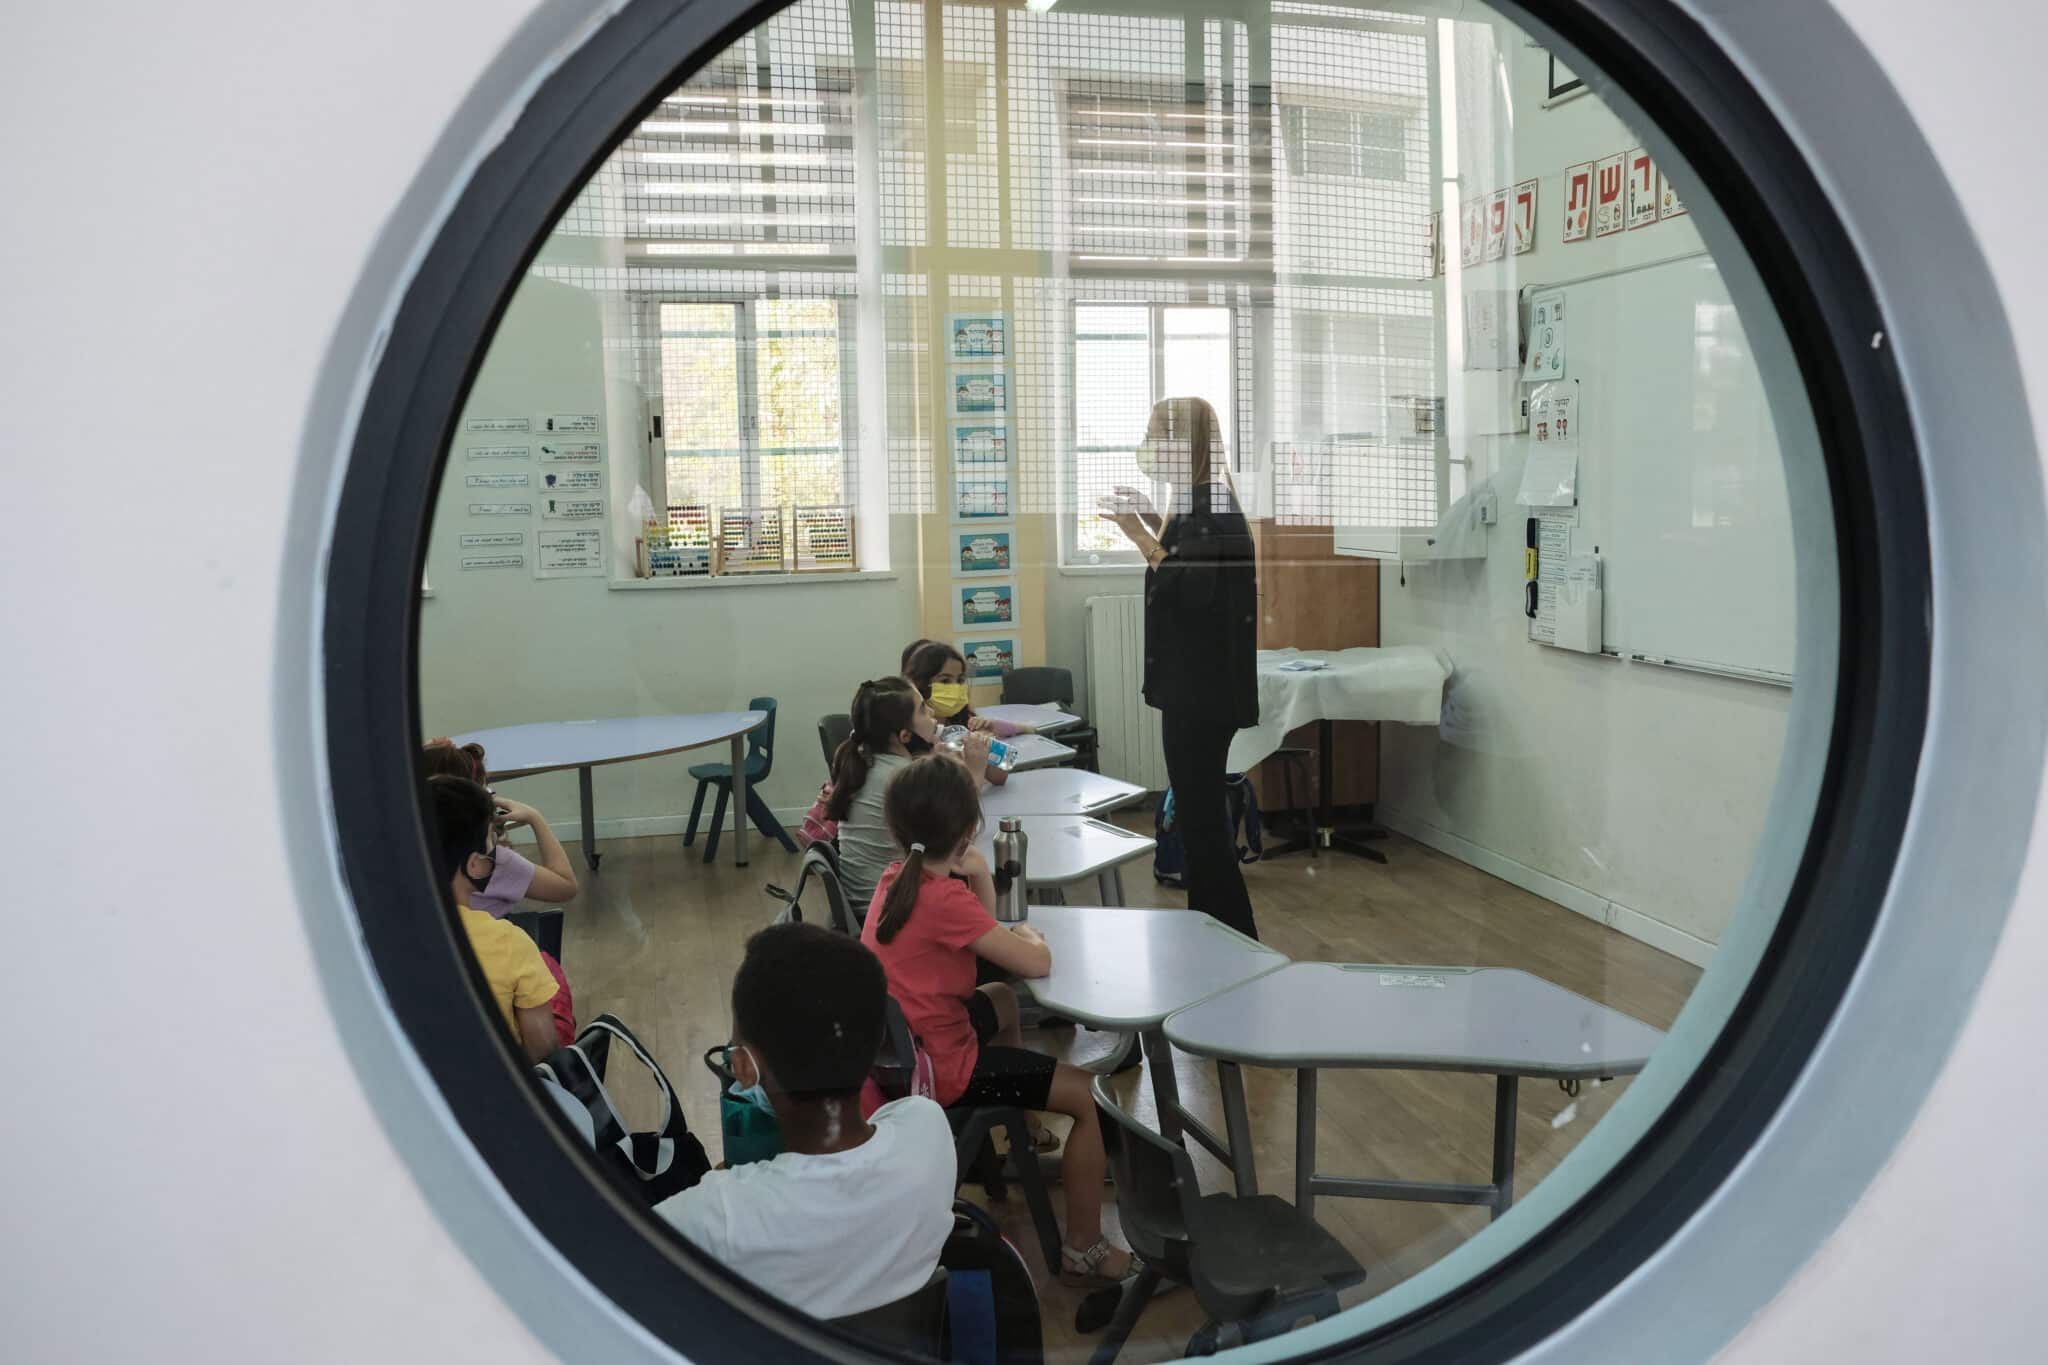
[319,0,1966,1360]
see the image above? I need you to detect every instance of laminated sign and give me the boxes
[1594,152,1627,236]
[1563,162,1593,242]
[1625,148,1659,229]
[1513,179,1538,254]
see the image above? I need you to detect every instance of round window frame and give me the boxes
[294,0,2047,1361]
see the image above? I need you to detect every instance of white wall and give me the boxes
[1376,24,1793,960]
[420,275,921,830]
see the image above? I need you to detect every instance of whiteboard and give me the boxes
[1550,255,1797,683]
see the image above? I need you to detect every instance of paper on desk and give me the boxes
[1276,659,1329,672]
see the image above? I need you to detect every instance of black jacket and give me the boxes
[1142,486,1258,728]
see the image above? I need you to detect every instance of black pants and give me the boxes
[1160,708,1258,940]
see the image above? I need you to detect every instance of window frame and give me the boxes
[644,292,861,562]
[1064,297,1238,567]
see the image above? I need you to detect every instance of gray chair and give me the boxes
[684,696,797,861]
[831,1267,949,1356]
[1079,1075,1364,1362]
[948,1106,1064,1277]
[819,712,852,774]
[504,907,565,961]
[1000,667,1097,771]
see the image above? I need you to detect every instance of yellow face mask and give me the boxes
[928,682,970,718]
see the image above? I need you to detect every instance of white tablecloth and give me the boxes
[1226,646,1454,773]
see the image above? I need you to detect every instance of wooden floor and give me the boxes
[556,812,1700,1363]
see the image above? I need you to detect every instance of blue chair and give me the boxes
[684,697,798,862]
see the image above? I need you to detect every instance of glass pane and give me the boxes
[659,302,740,453]
[416,0,1839,1358]
[753,297,843,457]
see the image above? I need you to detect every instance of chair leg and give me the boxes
[1241,1290,1340,1345]
[682,779,709,847]
[1003,1115,1065,1275]
[1084,1263,1162,1363]
[746,787,798,853]
[702,783,730,864]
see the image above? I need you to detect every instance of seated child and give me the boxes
[827,677,990,914]
[901,641,1025,785]
[420,738,578,913]
[860,756,1139,1288]
[425,774,563,1063]
[656,922,955,1320]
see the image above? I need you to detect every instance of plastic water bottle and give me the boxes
[938,724,1018,772]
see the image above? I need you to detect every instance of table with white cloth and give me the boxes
[1225,646,1453,864]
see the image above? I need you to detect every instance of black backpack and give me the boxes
[941,1201,1044,1365]
[536,1014,712,1204]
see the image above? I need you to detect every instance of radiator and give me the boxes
[1086,594,1169,791]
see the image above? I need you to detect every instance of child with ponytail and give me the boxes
[827,677,992,913]
[859,756,1140,1289]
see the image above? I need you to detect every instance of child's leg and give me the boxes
[1041,1061,1130,1271]
[975,981,1022,1047]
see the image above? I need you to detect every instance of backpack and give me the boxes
[536,1014,711,1204]
[941,1201,1044,1365]
[706,998,936,1166]
[798,781,838,848]
[1153,775,1264,887]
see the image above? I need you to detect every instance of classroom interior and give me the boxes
[415,0,1809,1359]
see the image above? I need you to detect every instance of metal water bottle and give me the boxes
[993,817,1029,922]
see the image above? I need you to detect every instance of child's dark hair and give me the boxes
[903,641,978,724]
[899,639,937,674]
[426,774,494,890]
[872,756,982,945]
[421,738,488,783]
[732,922,887,1101]
[824,677,923,822]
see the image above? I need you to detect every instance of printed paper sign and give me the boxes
[541,496,605,522]
[952,424,1010,466]
[538,442,602,466]
[1529,380,1579,448]
[542,414,599,434]
[948,368,1009,417]
[1626,147,1658,229]
[466,444,530,461]
[1513,179,1538,254]
[956,528,1013,574]
[468,502,531,517]
[461,554,524,570]
[466,416,529,433]
[459,532,526,550]
[1659,168,1687,219]
[535,528,606,578]
[465,471,529,489]
[1563,162,1593,242]
[1461,197,1485,266]
[957,638,1016,682]
[955,583,1018,629]
[1522,289,1567,382]
[954,472,1011,520]
[541,468,603,493]
[945,313,1007,362]
[1484,189,1509,261]
[1594,152,1627,236]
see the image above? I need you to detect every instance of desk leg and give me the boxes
[1490,1075,1518,1219]
[731,734,749,867]
[1218,1062,1259,1197]
[1141,1029,1182,1142]
[1098,868,1126,906]
[577,766,599,872]
[1296,1067,1318,1214]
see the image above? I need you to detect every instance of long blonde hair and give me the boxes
[1146,396,1235,524]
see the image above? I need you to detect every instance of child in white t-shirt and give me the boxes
[655,923,955,1320]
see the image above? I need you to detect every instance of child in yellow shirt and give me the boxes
[427,774,561,1061]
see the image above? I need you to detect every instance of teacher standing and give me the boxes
[1098,396,1260,939]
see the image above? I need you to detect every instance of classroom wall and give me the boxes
[419,274,922,830]
[1374,25,1793,962]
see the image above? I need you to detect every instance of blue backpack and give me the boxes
[1153,775,1263,886]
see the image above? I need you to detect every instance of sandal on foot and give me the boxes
[1059,1240,1138,1289]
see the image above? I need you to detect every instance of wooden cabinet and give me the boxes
[1246,521,1380,815]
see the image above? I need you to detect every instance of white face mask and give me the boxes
[1134,438,1159,480]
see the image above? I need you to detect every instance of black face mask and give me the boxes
[905,732,934,756]
[467,847,498,891]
